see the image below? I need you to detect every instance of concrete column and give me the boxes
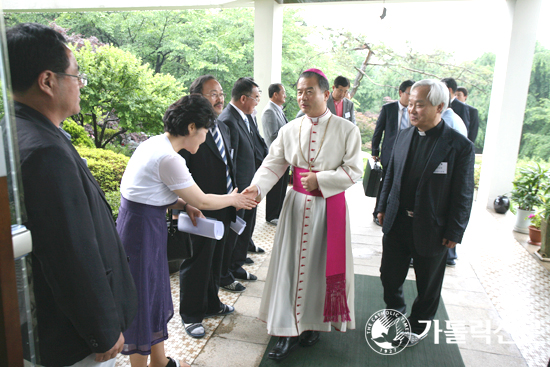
[477,0,543,209]
[254,0,283,135]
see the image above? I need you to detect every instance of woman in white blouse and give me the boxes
[117,94,256,367]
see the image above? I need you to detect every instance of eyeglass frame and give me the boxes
[55,72,88,87]
[245,93,261,103]
[203,92,226,99]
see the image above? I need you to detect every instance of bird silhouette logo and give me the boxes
[365,309,411,355]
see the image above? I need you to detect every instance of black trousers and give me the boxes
[265,167,289,222]
[372,169,386,218]
[220,206,256,285]
[179,220,230,323]
[380,213,448,334]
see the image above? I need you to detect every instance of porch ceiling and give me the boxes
[3,0,470,14]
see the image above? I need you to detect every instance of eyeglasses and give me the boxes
[203,92,226,99]
[245,94,261,103]
[55,72,88,87]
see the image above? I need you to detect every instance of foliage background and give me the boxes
[4,8,550,162]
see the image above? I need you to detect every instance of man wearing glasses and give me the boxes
[218,77,262,288]
[177,75,239,339]
[7,23,137,366]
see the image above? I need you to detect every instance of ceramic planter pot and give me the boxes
[514,208,535,234]
[528,226,542,245]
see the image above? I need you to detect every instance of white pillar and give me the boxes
[254,0,283,135]
[477,0,543,209]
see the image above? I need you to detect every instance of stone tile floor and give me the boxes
[116,183,550,367]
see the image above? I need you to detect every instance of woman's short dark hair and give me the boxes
[7,23,69,93]
[163,94,216,136]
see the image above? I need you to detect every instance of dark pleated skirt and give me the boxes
[117,196,174,355]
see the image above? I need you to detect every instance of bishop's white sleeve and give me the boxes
[315,125,363,198]
[251,128,290,201]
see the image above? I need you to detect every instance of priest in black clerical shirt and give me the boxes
[376,79,475,348]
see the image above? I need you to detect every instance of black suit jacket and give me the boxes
[377,120,475,257]
[248,114,268,170]
[450,98,471,131]
[179,119,236,222]
[15,102,137,366]
[371,101,401,169]
[218,104,256,191]
[467,105,479,144]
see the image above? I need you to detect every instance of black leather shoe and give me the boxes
[268,336,299,361]
[299,330,320,347]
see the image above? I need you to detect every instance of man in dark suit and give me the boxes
[261,83,289,224]
[377,79,475,347]
[296,75,355,124]
[441,78,470,131]
[371,80,415,225]
[178,75,241,339]
[8,23,137,366]
[218,77,262,286]
[247,110,268,253]
[456,86,480,144]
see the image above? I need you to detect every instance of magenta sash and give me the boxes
[292,167,351,323]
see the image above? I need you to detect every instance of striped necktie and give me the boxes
[211,125,233,194]
[400,106,410,130]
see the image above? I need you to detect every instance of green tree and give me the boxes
[56,9,255,92]
[71,43,184,148]
[61,120,94,147]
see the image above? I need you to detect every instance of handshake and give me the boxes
[229,186,260,211]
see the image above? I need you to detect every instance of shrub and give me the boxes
[104,191,121,221]
[104,143,135,158]
[76,147,129,193]
[62,120,94,147]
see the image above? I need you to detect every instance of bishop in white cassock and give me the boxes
[243,69,362,361]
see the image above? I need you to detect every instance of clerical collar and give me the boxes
[306,108,330,125]
[416,120,443,137]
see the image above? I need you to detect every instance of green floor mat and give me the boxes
[259,274,464,367]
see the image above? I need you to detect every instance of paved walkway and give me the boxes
[116,183,550,367]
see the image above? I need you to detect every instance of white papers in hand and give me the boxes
[230,216,247,235]
[177,213,224,240]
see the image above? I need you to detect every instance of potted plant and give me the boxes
[527,213,542,245]
[511,163,548,234]
[536,184,550,261]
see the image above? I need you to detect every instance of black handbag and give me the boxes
[362,158,383,197]
[166,209,193,262]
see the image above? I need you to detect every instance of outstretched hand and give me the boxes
[299,171,318,192]
[185,204,204,226]
[242,185,259,201]
[230,188,257,210]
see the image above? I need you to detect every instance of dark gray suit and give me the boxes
[371,101,401,169]
[296,94,355,124]
[467,105,480,144]
[371,101,402,218]
[178,120,237,322]
[15,102,137,366]
[450,98,470,131]
[262,101,288,146]
[261,101,289,222]
[218,104,257,283]
[377,120,475,334]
